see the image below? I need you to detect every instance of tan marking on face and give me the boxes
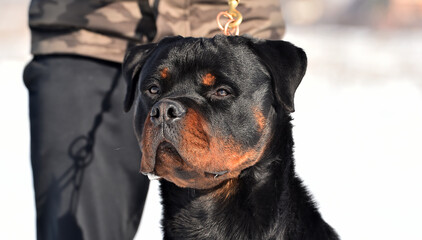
[160,67,169,79]
[140,116,156,173]
[253,107,266,132]
[175,109,267,187]
[140,107,272,190]
[154,144,197,188]
[202,73,216,86]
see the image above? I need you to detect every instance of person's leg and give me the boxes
[24,55,149,240]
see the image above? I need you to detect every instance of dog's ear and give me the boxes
[251,40,307,112]
[123,43,157,112]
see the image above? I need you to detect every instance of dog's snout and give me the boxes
[150,100,186,125]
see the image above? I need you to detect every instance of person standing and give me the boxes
[23,0,285,239]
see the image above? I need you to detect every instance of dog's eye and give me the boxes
[215,88,230,97]
[148,85,160,95]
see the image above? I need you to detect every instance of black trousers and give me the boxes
[23,55,149,240]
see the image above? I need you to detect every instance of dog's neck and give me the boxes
[159,115,309,240]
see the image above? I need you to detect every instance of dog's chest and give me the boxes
[163,196,285,240]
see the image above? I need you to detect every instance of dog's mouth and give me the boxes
[157,141,182,160]
[138,106,271,189]
[155,141,185,167]
[142,141,231,187]
[148,141,183,176]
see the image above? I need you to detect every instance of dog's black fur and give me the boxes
[123,35,339,240]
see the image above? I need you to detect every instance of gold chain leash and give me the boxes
[216,0,243,35]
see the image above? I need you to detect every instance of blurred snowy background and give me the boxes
[1,0,421,239]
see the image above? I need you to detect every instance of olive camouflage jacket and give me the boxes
[29,0,285,62]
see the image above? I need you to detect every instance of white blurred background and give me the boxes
[1,0,421,239]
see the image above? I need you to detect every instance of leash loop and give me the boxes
[216,0,243,36]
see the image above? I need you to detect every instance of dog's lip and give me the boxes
[140,141,187,177]
[142,141,231,181]
[156,142,230,178]
[156,141,184,162]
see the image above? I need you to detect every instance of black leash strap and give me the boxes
[137,0,157,42]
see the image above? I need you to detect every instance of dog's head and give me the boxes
[123,35,306,189]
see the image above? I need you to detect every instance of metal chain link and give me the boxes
[216,0,243,35]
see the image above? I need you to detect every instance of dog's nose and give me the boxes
[150,100,186,125]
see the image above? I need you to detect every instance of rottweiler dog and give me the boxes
[123,35,339,240]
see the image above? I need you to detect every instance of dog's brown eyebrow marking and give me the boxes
[202,73,216,86]
[160,67,170,79]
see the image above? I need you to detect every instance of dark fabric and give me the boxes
[24,55,149,240]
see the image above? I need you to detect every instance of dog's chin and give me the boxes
[142,141,233,189]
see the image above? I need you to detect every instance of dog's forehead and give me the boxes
[145,38,271,87]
